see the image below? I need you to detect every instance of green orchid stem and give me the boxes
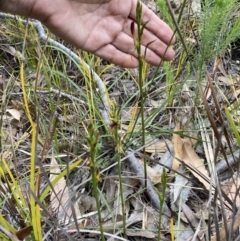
[136,0,147,188]
[87,124,105,241]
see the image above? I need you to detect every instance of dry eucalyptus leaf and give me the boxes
[80,195,97,212]
[105,178,117,203]
[170,170,192,212]
[182,137,198,146]
[126,230,155,239]
[49,157,81,221]
[178,229,194,241]
[145,139,171,154]
[172,123,183,170]
[216,58,227,76]
[156,144,174,174]
[211,213,240,241]
[121,106,139,121]
[139,159,161,183]
[218,76,235,86]
[6,109,21,121]
[221,173,240,208]
[182,204,200,228]
[113,182,133,217]
[182,141,210,190]
[7,124,17,144]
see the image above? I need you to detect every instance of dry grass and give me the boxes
[0,0,240,240]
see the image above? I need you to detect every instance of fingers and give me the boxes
[122,20,175,61]
[95,44,139,68]
[76,0,111,3]
[94,1,175,67]
[111,32,165,65]
[95,32,167,67]
[130,0,176,45]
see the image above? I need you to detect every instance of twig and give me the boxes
[215,152,240,174]
[11,88,85,104]
[64,228,129,241]
[126,150,171,217]
[0,13,110,125]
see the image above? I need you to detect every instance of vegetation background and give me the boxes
[0,0,240,240]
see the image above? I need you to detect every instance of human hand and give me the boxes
[1,0,175,68]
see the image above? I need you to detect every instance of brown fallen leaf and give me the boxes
[139,159,162,184]
[49,157,81,222]
[126,230,155,239]
[221,173,240,208]
[6,109,21,121]
[182,137,198,146]
[182,141,210,190]
[211,212,240,241]
[172,123,183,171]
[218,76,234,86]
[216,57,227,77]
[15,222,44,240]
[145,139,171,154]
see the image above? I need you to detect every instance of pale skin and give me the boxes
[0,0,175,68]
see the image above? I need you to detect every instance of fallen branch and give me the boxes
[11,88,86,104]
[215,152,240,174]
[64,228,129,241]
[126,150,171,217]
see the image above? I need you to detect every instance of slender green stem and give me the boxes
[114,122,126,237]
[136,0,147,188]
[157,168,167,241]
[87,125,105,241]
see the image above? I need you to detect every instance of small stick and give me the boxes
[126,150,171,217]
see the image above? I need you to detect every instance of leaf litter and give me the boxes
[0,0,240,240]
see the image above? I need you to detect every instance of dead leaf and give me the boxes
[139,159,162,184]
[182,141,210,190]
[232,88,240,100]
[49,157,81,222]
[218,76,234,86]
[182,137,198,146]
[211,212,240,241]
[126,230,155,238]
[177,228,194,241]
[145,139,171,154]
[15,222,44,240]
[105,178,117,203]
[6,109,21,121]
[15,225,34,240]
[216,58,227,76]
[182,204,200,227]
[154,144,174,174]
[221,173,240,208]
[113,181,134,217]
[172,123,183,170]
[80,195,97,212]
[121,107,139,120]
[171,171,191,211]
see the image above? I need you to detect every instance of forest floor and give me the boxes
[0,0,240,240]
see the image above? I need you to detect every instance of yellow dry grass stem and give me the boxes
[1,157,28,218]
[21,62,42,239]
[0,213,16,233]
[124,102,139,141]
[20,63,34,126]
[225,106,240,146]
